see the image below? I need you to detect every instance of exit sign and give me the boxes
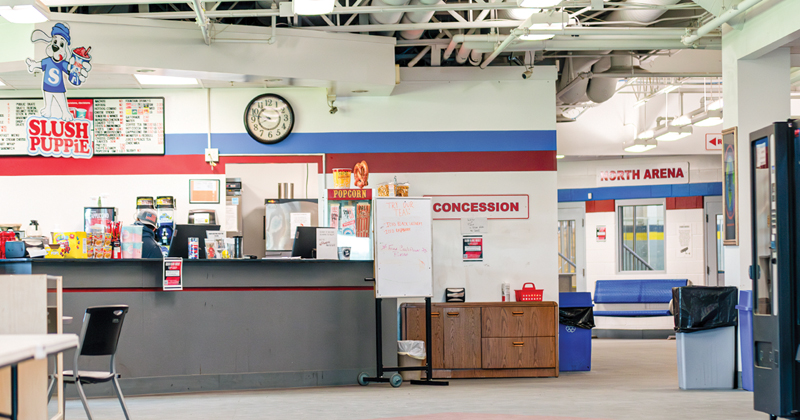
[706,133,722,151]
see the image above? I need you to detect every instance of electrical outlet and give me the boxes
[204,148,219,163]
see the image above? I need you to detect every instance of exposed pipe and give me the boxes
[479,28,522,68]
[369,0,411,36]
[398,0,443,40]
[191,0,211,45]
[556,71,592,102]
[681,0,765,45]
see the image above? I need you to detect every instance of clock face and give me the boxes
[244,94,294,144]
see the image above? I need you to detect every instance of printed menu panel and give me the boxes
[93,98,164,155]
[0,97,165,156]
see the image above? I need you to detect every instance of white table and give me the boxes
[0,335,78,420]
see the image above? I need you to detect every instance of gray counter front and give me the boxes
[0,259,396,396]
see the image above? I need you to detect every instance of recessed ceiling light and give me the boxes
[134,74,198,85]
[0,0,48,24]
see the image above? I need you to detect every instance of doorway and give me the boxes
[225,163,319,256]
[557,205,586,292]
[704,196,724,286]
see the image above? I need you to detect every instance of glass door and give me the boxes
[704,196,724,286]
[557,206,585,292]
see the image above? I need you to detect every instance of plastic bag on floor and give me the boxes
[560,307,595,330]
[397,340,425,360]
[673,286,738,333]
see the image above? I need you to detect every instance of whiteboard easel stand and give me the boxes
[357,285,448,387]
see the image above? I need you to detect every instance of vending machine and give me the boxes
[748,121,800,419]
[326,188,373,260]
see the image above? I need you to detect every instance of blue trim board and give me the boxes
[165,133,208,155]
[181,130,555,155]
[558,182,722,202]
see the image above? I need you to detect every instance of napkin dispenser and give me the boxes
[5,241,26,258]
[445,288,466,302]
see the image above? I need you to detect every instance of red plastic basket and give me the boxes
[514,283,543,302]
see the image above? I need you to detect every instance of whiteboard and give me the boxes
[374,197,433,298]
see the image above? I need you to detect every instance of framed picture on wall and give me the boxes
[722,127,738,246]
[189,179,220,204]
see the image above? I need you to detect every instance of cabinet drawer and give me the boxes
[481,337,556,369]
[482,306,555,338]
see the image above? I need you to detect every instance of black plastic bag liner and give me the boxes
[560,307,595,330]
[672,286,738,333]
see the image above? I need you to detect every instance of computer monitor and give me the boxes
[291,226,317,259]
[168,224,221,259]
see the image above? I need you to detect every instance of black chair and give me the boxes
[63,305,132,420]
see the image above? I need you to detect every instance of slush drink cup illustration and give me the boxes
[69,46,91,86]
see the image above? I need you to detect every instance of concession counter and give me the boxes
[0,258,395,397]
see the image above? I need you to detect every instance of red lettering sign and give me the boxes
[26,116,93,159]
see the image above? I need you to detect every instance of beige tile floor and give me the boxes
[54,339,760,420]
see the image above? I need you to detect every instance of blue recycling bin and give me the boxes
[559,292,594,372]
[736,290,754,391]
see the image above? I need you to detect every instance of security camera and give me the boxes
[522,69,532,79]
[329,106,338,114]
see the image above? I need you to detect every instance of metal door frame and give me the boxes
[704,196,723,286]
[558,203,586,292]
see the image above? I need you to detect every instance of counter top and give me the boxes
[0,258,372,264]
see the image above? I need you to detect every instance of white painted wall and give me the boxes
[0,174,225,236]
[328,170,558,304]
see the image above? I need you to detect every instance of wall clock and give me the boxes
[244,94,295,144]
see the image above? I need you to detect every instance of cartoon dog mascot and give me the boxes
[25,23,92,121]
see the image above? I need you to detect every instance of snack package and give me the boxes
[51,232,89,259]
[330,204,340,230]
[396,183,409,197]
[340,206,356,236]
[356,202,371,238]
[377,182,396,197]
[45,244,64,259]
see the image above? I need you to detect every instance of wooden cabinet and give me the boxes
[404,306,444,369]
[401,302,558,379]
[442,307,481,369]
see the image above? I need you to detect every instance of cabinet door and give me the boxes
[404,306,444,369]
[481,337,556,369]
[443,307,481,369]
[482,306,556,338]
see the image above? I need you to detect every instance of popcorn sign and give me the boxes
[27,117,93,159]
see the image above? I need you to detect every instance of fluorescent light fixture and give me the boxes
[518,0,560,7]
[134,74,198,85]
[636,129,654,140]
[0,0,48,23]
[655,124,692,141]
[692,109,723,127]
[707,98,723,111]
[293,0,335,15]
[670,115,692,127]
[625,139,657,153]
[556,154,565,159]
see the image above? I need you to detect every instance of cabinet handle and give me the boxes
[431,312,440,317]
[512,311,524,316]
[512,341,524,347]
[447,312,460,317]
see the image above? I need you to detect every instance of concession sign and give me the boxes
[596,162,689,187]
[426,195,529,220]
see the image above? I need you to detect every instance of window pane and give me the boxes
[716,214,724,273]
[619,204,664,271]
[557,220,576,274]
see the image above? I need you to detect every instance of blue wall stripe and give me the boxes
[198,131,557,155]
[558,182,722,202]
[165,133,208,155]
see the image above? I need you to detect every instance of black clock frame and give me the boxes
[243,93,295,145]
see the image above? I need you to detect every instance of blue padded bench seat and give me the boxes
[593,279,688,317]
[592,310,672,317]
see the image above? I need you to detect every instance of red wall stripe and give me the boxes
[61,286,374,293]
[666,196,704,210]
[0,155,323,176]
[326,151,556,173]
[586,200,615,213]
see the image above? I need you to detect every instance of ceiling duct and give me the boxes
[370,0,412,37]
[556,0,679,120]
[398,0,443,40]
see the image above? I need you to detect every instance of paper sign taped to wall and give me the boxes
[677,224,692,258]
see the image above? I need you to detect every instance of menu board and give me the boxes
[93,98,164,155]
[0,97,165,156]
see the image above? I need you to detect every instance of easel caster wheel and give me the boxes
[390,373,402,388]
[357,372,369,386]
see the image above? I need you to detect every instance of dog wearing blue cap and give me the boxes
[25,22,92,121]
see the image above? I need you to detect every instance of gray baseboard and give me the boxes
[64,369,377,399]
[593,329,675,339]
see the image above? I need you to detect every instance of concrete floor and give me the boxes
[54,339,761,420]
